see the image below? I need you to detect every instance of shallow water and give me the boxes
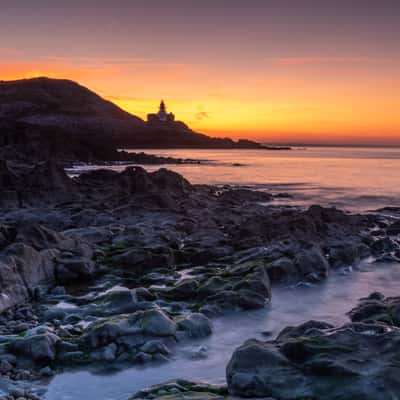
[70,146,400,212]
[46,260,400,400]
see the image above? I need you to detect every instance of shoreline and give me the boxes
[0,162,399,400]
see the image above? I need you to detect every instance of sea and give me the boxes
[70,146,400,212]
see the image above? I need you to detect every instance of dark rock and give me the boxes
[177,313,212,338]
[9,333,59,362]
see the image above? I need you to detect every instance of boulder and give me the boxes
[227,309,400,399]
[15,224,74,251]
[9,333,59,362]
[177,313,213,338]
[163,279,199,301]
[294,246,329,279]
[0,243,59,312]
[56,257,95,284]
[134,309,177,337]
[97,287,142,315]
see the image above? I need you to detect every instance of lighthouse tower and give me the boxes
[147,100,175,123]
[157,100,168,121]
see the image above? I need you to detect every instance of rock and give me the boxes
[133,351,153,363]
[111,246,174,270]
[56,257,94,284]
[130,379,227,400]
[0,243,59,312]
[15,224,73,251]
[227,298,400,399]
[83,309,176,350]
[9,333,59,362]
[217,189,272,205]
[163,279,199,301]
[90,343,117,361]
[39,366,54,377]
[328,240,370,267]
[134,309,177,337]
[197,276,231,296]
[348,294,400,326]
[294,246,329,279]
[386,220,400,235]
[139,340,170,355]
[177,313,212,338]
[82,320,124,349]
[266,257,296,282]
[0,359,13,373]
[50,286,66,295]
[97,287,141,315]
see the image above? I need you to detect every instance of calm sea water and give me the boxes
[73,146,400,211]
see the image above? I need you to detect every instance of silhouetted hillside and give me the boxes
[0,77,284,162]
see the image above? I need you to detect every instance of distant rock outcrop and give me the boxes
[0,77,284,164]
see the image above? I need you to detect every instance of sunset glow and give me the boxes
[1,0,399,145]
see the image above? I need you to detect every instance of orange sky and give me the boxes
[1,1,399,145]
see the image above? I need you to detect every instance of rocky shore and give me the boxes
[132,292,400,400]
[0,160,399,399]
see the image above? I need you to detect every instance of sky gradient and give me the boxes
[1,0,399,145]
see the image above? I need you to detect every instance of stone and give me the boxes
[164,279,199,301]
[177,313,212,338]
[139,340,170,355]
[134,309,177,337]
[9,333,59,362]
[56,257,94,284]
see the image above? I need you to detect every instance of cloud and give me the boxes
[194,111,210,120]
[275,57,386,65]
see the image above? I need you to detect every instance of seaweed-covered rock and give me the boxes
[227,302,400,399]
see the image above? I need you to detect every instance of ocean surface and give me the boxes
[46,146,400,400]
[71,146,400,211]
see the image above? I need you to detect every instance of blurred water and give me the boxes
[46,260,400,400]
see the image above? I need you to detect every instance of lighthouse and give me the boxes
[147,100,175,123]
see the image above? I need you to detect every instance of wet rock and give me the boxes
[130,379,227,400]
[139,340,170,355]
[328,240,370,267]
[177,313,212,338]
[348,294,400,326]
[90,343,117,361]
[294,246,329,279]
[9,333,59,363]
[197,276,231,296]
[82,309,177,350]
[266,257,296,282]
[135,309,177,337]
[227,296,400,399]
[38,366,54,377]
[97,287,141,315]
[217,189,272,205]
